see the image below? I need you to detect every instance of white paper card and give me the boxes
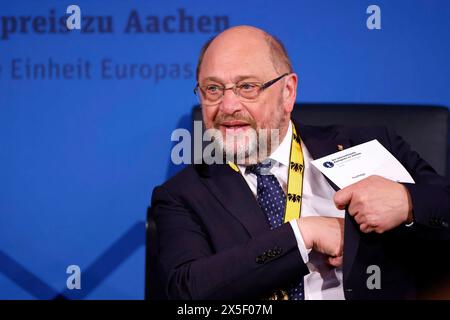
[310,139,415,189]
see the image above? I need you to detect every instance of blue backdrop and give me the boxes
[1,0,449,299]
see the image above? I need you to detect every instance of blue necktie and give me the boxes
[246,161,305,300]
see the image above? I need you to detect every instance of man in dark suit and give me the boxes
[151,25,450,299]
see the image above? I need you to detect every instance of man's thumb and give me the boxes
[334,188,352,210]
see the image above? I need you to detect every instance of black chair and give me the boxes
[146,103,449,299]
[145,206,167,300]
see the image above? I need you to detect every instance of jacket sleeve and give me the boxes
[385,128,450,238]
[151,185,309,300]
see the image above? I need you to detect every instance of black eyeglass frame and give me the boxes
[193,73,290,102]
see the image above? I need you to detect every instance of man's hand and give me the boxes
[333,175,413,234]
[296,216,344,267]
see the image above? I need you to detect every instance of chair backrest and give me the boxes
[192,103,449,176]
[145,206,167,300]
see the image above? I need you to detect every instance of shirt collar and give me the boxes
[269,120,292,168]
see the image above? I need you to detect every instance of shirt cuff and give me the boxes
[289,220,311,264]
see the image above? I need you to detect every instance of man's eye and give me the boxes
[239,83,257,91]
[205,85,221,93]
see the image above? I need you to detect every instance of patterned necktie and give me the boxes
[246,161,305,300]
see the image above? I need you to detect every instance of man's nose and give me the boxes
[219,88,242,115]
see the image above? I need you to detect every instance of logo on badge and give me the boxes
[323,161,334,168]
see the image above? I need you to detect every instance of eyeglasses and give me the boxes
[194,73,289,107]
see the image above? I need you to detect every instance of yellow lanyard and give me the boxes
[228,124,305,223]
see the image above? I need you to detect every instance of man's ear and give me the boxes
[282,73,298,113]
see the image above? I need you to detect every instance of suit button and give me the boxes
[442,221,449,228]
[256,253,268,264]
[267,250,275,257]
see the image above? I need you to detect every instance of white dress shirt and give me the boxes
[237,121,346,300]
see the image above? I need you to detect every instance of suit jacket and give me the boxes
[151,120,450,300]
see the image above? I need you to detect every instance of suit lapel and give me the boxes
[294,121,360,286]
[199,164,270,237]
